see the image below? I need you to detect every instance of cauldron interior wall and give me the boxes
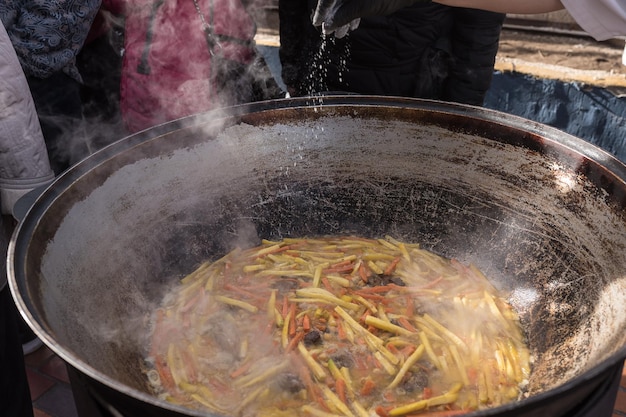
[12,98,626,416]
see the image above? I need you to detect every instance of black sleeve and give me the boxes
[443,8,505,106]
[279,0,323,93]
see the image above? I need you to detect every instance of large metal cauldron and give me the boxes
[9,96,626,417]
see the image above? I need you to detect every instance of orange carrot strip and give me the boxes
[400,344,416,357]
[398,316,418,332]
[359,264,369,282]
[286,331,304,353]
[375,405,391,417]
[355,285,393,293]
[223,283,265,301]
[337,320,347,340]
[406,410,470,417]
[352,291,386,301]
[336,378,347,404]
[324,259,356,273]
[405,296,415,317]
[289,303,297,336]
[384,256,401,275]
[179,291,203,314]
[295,357,326,409]
[255,244,292,258]
[303,314,311,331]
[383,390,396,402]
[230,360,252,378]
[467,367,478,384]
[422,275,444,289]
[326,264,355,273]
[282,295,289,318]
[386,343,400,356]
[360,377,376,396]
[155,356,176,392]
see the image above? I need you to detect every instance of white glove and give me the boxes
[313,0,429,37]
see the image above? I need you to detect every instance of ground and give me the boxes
[496,29,625,74]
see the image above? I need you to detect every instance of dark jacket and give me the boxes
[279,1,504,105]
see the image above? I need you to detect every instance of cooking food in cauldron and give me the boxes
[144,236,531,416]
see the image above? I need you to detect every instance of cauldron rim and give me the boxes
[9,95,626,417]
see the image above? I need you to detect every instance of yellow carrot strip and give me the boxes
[327,359,343,381]
[254,244,283,257]
[422,314,468,353]
[388,398,428,416]
[296,288,360,311]
[267,289,277,321]
[364,316,413,336]
[388,383,462,416]
[321,385,355,417]
[367,260,384,274]
[167,344,184,386]
[350,399,370,417]
[377,238,400,252]
[387,344,425,389]
[418,331,442,370]
[180,261,212,284]
[204,267,220,291]
[478,370,488,404]
[313,264,324,288]
[258,269,314,278]
[180,383,224,413]
[340,367,356,400]
[376,304,390,322]
[325,274,352,287]
[334,307,399,365]
[483,291,512,330]
[282,311,292,349]
[353,294,378,314]
[239,337,248,360]
[242,264,266,273]
[213,295,258,313]
[297,342,327,381]
[274,307,284,327]
[482,361,496,402]
[301,405,343,417]
[235,360,291,388]
[374,351,396,375]
[235,386,270,413]
[449,344,470,386]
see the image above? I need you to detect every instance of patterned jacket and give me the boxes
[0,0,101,81]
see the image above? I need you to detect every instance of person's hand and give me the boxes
[312,0,429,37]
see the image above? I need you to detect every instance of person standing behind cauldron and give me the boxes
[0,0,102,175]
[279,0,504,106]
[311,0,626,42]
[100,0,283,134]
[0,20,55,417]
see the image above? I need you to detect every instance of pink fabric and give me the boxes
[103,0,257,133]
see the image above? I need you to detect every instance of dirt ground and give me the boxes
[496,29,625,74]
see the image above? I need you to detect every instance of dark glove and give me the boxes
[312,0,430,36]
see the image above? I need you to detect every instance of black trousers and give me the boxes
[0,287,34,417]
